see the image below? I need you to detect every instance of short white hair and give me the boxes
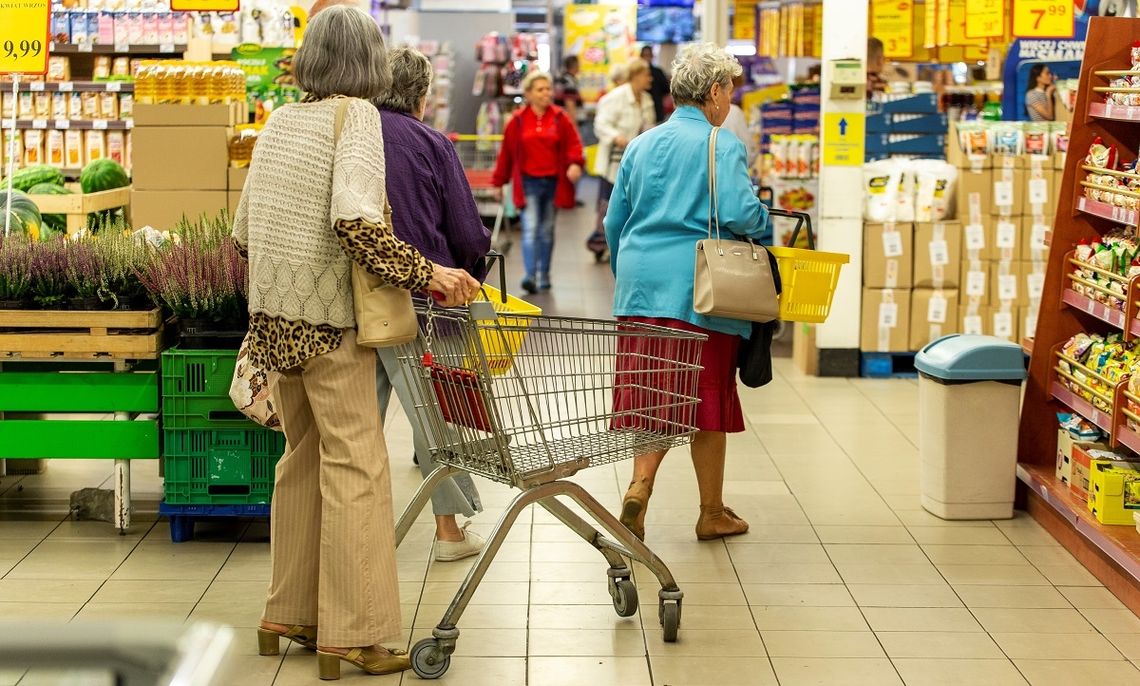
[669,43,743,107]
[522,70,552,92]
[376,47,432,114]
[609,63,629,86]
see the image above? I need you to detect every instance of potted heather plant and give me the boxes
[96,232,150,310]
[28,239,68,310]
[0,236,33,310]
[64,239,106,310]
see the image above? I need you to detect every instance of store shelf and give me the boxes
[1050,380,1114,434]
[1077,196,1140,226]
[48,43,185,55]
[1089,101,1140,121]
[1062,288,1127,330]
[1023,337,1035,355]
[1,119,132,131]
[1016,462,1140,582]
[16,81,133,93]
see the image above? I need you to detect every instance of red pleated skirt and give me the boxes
[613,316,745,434]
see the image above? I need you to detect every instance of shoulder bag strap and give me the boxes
[708,126,721,246]
[332,97,392,223]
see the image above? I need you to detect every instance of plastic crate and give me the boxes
[159,501,271,542]
[162,427,285,505]
[161,348,252,429]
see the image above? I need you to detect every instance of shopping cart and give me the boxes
[449,133,510,253]
[391,299,705,679]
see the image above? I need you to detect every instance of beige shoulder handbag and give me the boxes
[693,126,780,323]
[333,98,419,348]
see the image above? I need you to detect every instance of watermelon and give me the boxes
[3,165,65,193]
[26,183,73,237]
[0,190,43,240]
[79,159,130,194]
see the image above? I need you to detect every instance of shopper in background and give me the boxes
[491,71,585,294]
[554,54,584,125]
[1025,64,1056,121]
[641,45,671,123]
[867,37,888,95]
[372,46,491,563]
[721,73,757,168]
[605,42,769,542]
[234,6,479,680]
[608,62,631,91]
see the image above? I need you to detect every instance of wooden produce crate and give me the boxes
[25,186,131,236]
[0,307,166,360]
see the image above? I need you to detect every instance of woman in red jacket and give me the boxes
[492,71,585,294]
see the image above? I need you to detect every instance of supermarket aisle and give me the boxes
[0,202,1138,686]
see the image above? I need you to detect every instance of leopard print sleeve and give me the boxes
[334,217,434,292]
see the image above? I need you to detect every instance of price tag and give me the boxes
[882,230,904,258]
[58,81,73,92]
[966,0,1005,38]
[1027,311,1039,335]
[994,311,1014,337]
[929,240,950,266]
[105,81,121,92]
[1027,273,1045,299]
[1087,298,1097,314]
[871,0,913,59]
[1028,178,1049,205]
[114,40,129,53]
[964,315,984,335]
[0,0,51,75]
[77,42,93,53]
[999,274,1018,302]
[92,119,108,130]
[996,221,1017,249]
[965,224,986,251]
[928,295,948,324]
[1031,222,1049,248]
[29,81,44,92]
[878,302,899,328]
[967,270,988,297]
[994,180,1015,207]
[159,42,176,54]
[53,118,68,129]
[31,118,46,129]
[1013,0,1074,38]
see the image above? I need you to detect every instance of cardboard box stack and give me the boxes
[130,102,244,230]
[865,93,948,162]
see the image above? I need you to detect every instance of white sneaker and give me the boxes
[434,524,486,562]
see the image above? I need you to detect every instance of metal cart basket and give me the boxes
[391,298,706,679]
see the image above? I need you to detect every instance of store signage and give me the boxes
[1013,0,1075,37]
[965,0,1005,38]
[0,0,50,75]
[871,0,914,58]
[821,112,864,167]
[733,0,759,41]
[170,0,239,10]
[564,4,636,104]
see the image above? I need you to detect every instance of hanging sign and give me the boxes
[170,0,240,11]
[871,0,914,59]
[0,0,50,75]
[1013,0,1074,38]
[733,0,759,41]
[965,0,1004,38]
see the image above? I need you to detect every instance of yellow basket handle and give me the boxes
[483,250,508,304]
[767,208,815,250]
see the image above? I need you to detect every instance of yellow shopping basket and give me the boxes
[466,253,542,375]
[766,209,849,324]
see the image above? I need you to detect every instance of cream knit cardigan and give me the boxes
[232,97,386,328]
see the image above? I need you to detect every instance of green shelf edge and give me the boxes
[0,420,159,459]
[0,372,159,413]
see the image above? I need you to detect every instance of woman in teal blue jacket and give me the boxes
[604,43,770,543]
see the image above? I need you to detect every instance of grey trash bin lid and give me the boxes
[914,334,1027,381]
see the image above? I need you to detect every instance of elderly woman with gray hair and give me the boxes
[604,43,769,543]
[236,6,479,680]
[371,46,492,562]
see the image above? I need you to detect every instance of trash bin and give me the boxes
[914,334,1027,520]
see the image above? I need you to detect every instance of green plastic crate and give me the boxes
[162,428,285,505]
[161,348,252,429]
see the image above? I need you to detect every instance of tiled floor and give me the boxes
[1,200,1138,685]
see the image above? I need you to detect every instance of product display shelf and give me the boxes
[1089,101,1140,121]
[25,186,130,236]
[1023,337,1035,355]
[14,81,133,93]
[1019,17,1140,616]
[48,43,185,55]
[2,119,132,131]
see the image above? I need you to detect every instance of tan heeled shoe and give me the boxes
[257,624,318,655]
[316,646,412,680]
[695,506,749,541]
[620,478,653,541]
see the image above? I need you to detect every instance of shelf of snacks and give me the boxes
[3,120,132,131]
[16,82,134,93]
[1019,18,1140,615]
[48,43,186,56]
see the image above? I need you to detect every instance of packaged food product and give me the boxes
[1025,124,1049,155]
[84,130,106,164]
[18,92,34,119]
[47,56,70,82]
[106,131,125,166]
[992,124,1024,155]
[68,92,83,119]
[118,93,134,118]
[23,130,44,166]
[52,93,68,119]
[1087,136,1118,170]
[93,56,112,80]
[52,13,71,43]
[33,93,50,119]
[81,92,100,119]
[46,130,65,167]
[100,92,118,119]
[65,130,84,167]
[863,159,902,223]
[113,57,130,77]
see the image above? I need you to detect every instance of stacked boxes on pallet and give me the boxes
[865,94,948,162]
[160,348,285,506]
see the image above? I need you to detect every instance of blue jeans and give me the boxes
[521,175,558,281]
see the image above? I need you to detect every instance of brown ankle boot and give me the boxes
[695,506,749,541]
[620,478,652,541]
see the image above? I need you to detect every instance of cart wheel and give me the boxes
[661,602,680,643]
[410,638,451,680]
[609,578,638,617]
[169,516,194,543]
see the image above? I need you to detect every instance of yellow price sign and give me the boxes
[170,0,239,11]
[0,0,50,75]
[965,0,1004,38]
[871,0,914,59]
[1013,0,1073,38]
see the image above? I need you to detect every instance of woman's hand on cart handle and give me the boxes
[429,264,482,307]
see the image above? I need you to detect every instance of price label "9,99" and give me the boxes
[0,0,51,76]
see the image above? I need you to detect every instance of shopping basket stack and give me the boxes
[391,297,705,679]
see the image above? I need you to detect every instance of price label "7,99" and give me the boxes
[0,0,51,76]
[1013,0,1074,38]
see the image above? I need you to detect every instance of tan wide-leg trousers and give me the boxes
[262,329,400,647]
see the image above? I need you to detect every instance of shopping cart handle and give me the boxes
[757,185,775,207]
[766,208,815,250]
[483,250,509,304]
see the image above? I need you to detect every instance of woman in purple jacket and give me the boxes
[373,47,492,562]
